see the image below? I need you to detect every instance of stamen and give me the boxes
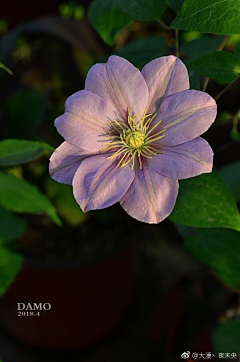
[140,151,153,159]
[146,129,166,142]
[117,153,127,167]
[145,119,163,137]
[120,133,131,148]
[130,152,135,169]
[141,149,158,157]
[127,107,132,128]
[129,115,138,127]
[137,150,142,169]
[101,107,166,169]
[107,146,128,159]
[146,145,159,154]
[119,153,132,168]
[104,135,120,140]
[108,122,122,134]
[137,107,147,128]
[113,119,128,130]
[143,112,158,131]
[110,121,125,132]
[145,134,165,144]
[100,140,122,152]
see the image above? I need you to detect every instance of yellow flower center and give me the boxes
[100,107,166,169]
[125,129,145,149]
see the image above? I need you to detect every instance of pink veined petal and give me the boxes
[141,56,189,114]
[150,137,213,180]
[155,89,217,146]
[55,90,119,151]
[49,141,96,185]
[72,154,135,212]
[85,55,149,120]
[120,161,179,224]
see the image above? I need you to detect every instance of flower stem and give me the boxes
[175,29,179,58]
[157,19,172,30]
[202,77,209,92]
[214,77,240,101]
[217,35,230,52]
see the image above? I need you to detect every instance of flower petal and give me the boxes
[141,56,189,113]
[156,90,217,146]
[150,137,213,180]
[85,55,149,119]
[72,154,135,212]
[49,141,96,185]
[120,161,179,224]
[55,90,118,151]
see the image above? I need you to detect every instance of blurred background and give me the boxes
[0,0,240,361]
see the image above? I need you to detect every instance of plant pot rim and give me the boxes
[22,235,138,270]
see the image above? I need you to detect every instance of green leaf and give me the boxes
[184,59,200,89]
[0,61,12,75]
[0,172,61,226]
[0,139,53,166]
[218,161,240,203]
[0,24,24,64]
[114,36,167,68]
[181,36,224,59]
[5,90,47,139]
[169,172,240,231]
[0,246,23,297]
[88,0,168,44]
[172,221,198,239]
[234,43,240,59]
[0,206,26,241]
[168,0,185,13]
[231,127,240,141]
[88,0,132,45]
[119,0,168,21]
[185,229,240,290]
[219,111,232,123]
[188,51,240,83]
[212,320,240,353]
[46,178,88,226]
[171,0,240,35]
[188,69,200,90]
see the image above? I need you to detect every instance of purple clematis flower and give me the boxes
[49,55,217,224]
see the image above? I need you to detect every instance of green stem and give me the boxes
[217,35,230,51]
[202,35,229,92]
[157,19,172,30]
[202,77,209,92]
[214,77,240,101]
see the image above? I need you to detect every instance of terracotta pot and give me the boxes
[0,241,139,350]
